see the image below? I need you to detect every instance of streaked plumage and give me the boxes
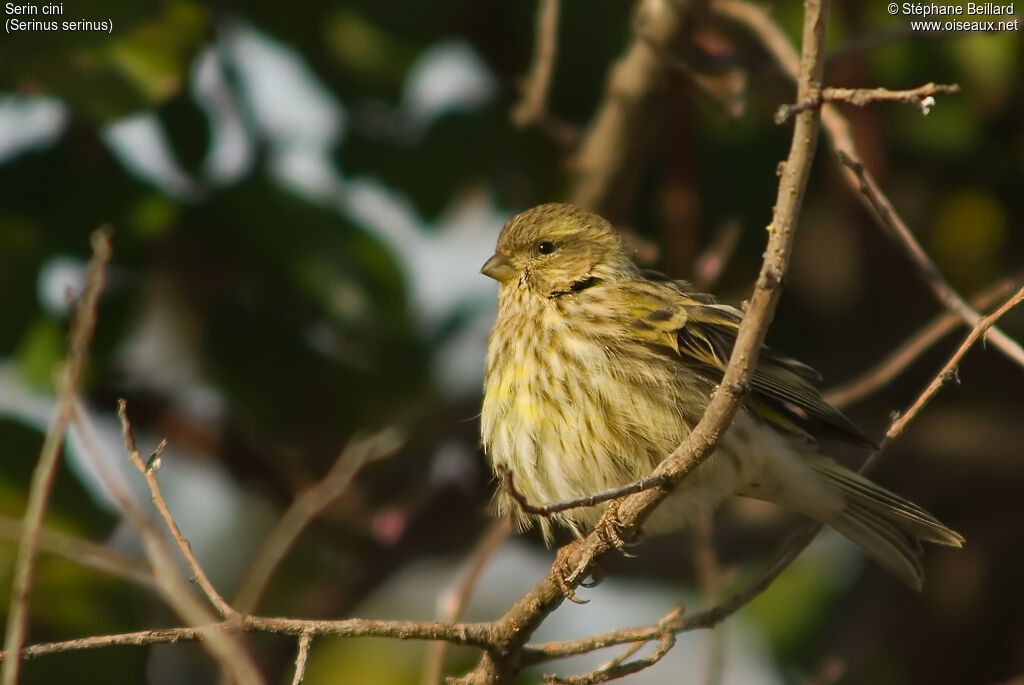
[480,202,963,590]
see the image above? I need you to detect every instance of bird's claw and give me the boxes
[551,541,589,604]
[596,499,642,556]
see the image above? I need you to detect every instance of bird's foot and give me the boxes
[550,541,589,604]
[595,498,643,556]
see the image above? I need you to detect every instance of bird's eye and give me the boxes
[537,241,556,255]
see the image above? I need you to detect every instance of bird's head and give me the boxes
[481,203,635,296]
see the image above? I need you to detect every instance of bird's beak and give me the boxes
[481,252,516,282]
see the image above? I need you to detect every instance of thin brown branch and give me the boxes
[545,632,676,685]
[76,402,263,684]
[498,463,672,516]
[514,0,560,128]
[712,0,1024,372]
[233,428,404,614]
[883,286,1024,444]
[0,515,154,589]
[775,82,960,124]
[0,614,491,662]
[291,632,312,685]
[838,149,1024,369]
[635,28,748,121]
[2,227,111,685]
[570,0,698,221]
[462,3,830,681]
[825,276,1022,408]
[118,400,239,621]
[692,218,741,291]
[528,521,823,663]
[423,519,511,685]
[693,514,724,685]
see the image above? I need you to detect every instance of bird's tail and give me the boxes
[809,458,964,591]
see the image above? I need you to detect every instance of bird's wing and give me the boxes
[618,279,874,448]
[677,299,875,447]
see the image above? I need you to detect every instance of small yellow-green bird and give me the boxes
[480,202,963,590]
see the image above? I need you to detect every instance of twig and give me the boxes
[0,614,491,662]
[545,632,676,685]
[423,519,511,685]
[528,521,823,663]
[498,463,672,516]
[692,219,741,291]
[635,28,747,121]
[882,286,1024,444]
[233,428,404,614]
[570,0,698,220]
[118,400,239,621]
[76,402,263,684]
[2,228,111,685]
[838,150,1024,370]
[291,632,311,685]
[825,276,1022,408]
[0,515,154,590]
[712,0,1024,372]
[693,514,724,685]
[775,82,960,123]
[514,0,561,129]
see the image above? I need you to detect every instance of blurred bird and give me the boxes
[480,202,963,591]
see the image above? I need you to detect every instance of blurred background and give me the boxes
[1,1,1022,683]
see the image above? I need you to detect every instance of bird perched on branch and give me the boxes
[480,202,963,591]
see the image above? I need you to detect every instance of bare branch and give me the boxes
[692,219,741,291]
[2,228,111,685]
[0,515,154,590]
[570,0,697,221]
[825,276,1023,408]
[233,428,404,614]
[693,514,724,685]
[0,614,491,662]
[118,400,239,621]
[513,0,577,146]
[73,402,263,683]
[883,286,1024,444]
[713,0,1024,372]
[498,463,672,516]
[291,632,312,685]
[528,521,822,663]
[775,82,960,124]
[545,631,676,685]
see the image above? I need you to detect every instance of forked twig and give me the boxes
[118,400,238,621]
